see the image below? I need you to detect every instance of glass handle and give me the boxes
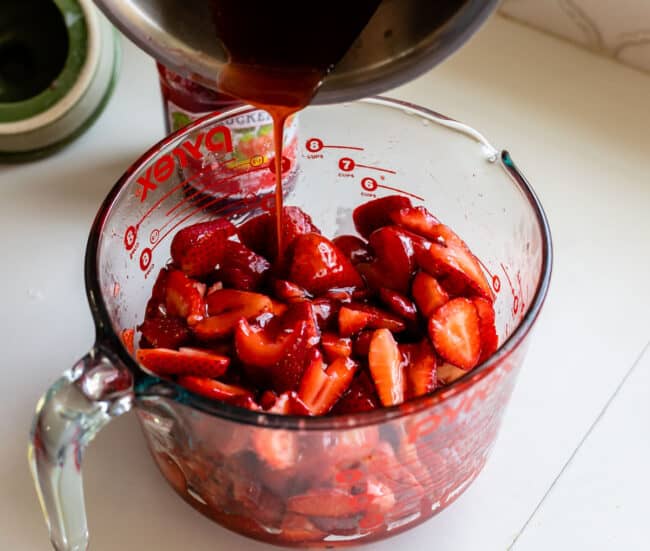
[28,345,134,551]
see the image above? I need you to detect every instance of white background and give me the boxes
[1,15,649,550]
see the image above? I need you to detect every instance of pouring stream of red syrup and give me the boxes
[209,1,382,259]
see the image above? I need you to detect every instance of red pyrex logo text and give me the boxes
[136,126,233,201]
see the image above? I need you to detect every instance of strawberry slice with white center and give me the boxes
[411,271,450,317]
[170,219,237,277]
[401,340,438,398]
[298,350,357,415]
[413,224,494,301]
[473,297,499,363]
[368,328,405,406]
[192,289,272,340]
[136,347,229,378]
[165,269,206,324]
[428,297,481,370]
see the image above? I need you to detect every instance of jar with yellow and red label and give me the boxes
[156,63,299,204]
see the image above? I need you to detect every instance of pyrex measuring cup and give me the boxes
[29,98,552,550]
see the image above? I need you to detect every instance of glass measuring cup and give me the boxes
[29,98,552,550]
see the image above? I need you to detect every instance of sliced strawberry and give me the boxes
[378,288,417,322]
[136,347,229,378]
[350,302,408,332]
[138,315,190,349]
[353,195,412,238]
[237,303,321,393]
[352,330,374,357]
[338,306,372,337]
[338,303,406,337]
[332,234,373,264]
[280,514,326,543]
[272,279,312,302]
[288,233,364,295]
[214,241,270,291]
[193,289,272,340]
[331,371,381,414]
[367,226,417,294]
[170,219,237,277]
[234,318,293,368]
[176,375,252,402]
[428,297,481,370]
[368,329,405,407]
[437,362,468,385]
[413,224,494,300]
[473,297,499,363]
[411,271,450,317]
[287,488,366,517]
[401,340,437,399]
[321,333,352,362]
[165,269,206,324]
[298,351,357,415]
[389,206,440,240]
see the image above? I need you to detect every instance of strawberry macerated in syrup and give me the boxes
[135,200,498,416]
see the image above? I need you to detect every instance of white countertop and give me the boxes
[1,15,649,551]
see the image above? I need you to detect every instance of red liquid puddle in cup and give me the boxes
[209,0,382,259]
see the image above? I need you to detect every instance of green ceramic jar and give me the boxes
[0,0,119,160]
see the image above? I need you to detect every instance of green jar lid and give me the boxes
[0,0,119,160]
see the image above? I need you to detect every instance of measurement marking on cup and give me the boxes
[305,138,364,153]
[136,169,206,227]
[516,271,525,317]
[360,177,424,201]
[338,157,397,175]
[477,258,500,294]
[142,164,272,247]
[500,263,519,315]
[150,189,268,255]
